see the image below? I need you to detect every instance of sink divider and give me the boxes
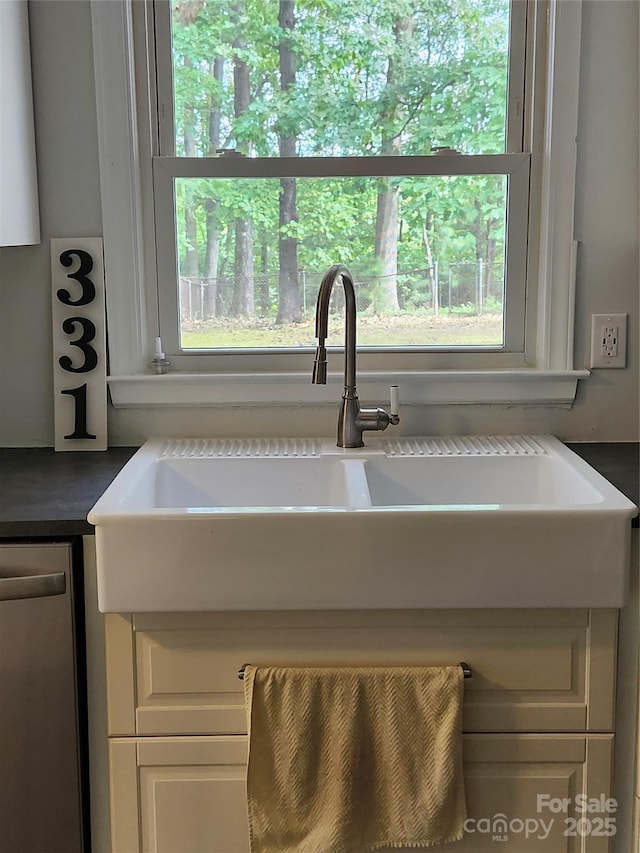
[340,459,373,508]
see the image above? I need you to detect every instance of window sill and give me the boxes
[107,369,589,408]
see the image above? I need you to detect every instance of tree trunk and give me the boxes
[204,56,224,318]
[207,55,224,157]
[422,211,438,313]
[204,200,220,317]
[374,15,414,314]
[374,180,400,313]
[471,198,497,310]
[233,217,255,316]
[183,58,200,318]
[230,8,254,317]
[485,234,497,305]
[259,237,270,316]
[276,0,302,325]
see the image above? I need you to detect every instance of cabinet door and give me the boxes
[109,734,613,853]
[110,737,249,853]
[448,735,614,853]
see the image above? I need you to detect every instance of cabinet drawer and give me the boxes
[105,609,617,737]
[109,733,614,853]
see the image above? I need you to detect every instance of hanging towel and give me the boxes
[243,664,466,853]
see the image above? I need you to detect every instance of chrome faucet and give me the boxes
[312,264,400,448]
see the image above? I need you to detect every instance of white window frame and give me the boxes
[155,155,530,371]
[152,0,529,371]
[91,0,588,408]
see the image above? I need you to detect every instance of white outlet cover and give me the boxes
[589,313,627,368]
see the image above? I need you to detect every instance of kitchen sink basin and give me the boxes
[89,435,637,612]
[362,452,604,507]
[151,455,368,508]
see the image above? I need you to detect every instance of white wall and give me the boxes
[0,0,638,447]
[0,0,102,446]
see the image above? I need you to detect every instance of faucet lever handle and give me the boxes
[390,385,400,415]
[389,385,400,425]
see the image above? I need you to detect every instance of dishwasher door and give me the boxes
[0,542,84,853]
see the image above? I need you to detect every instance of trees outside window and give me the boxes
[166,0,517,351]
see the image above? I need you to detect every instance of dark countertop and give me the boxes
[0,448,136,537]
[0,443,637,538]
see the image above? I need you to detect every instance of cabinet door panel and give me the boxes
[112,610,617,736]
[141,766,249,853]
[110,734,614,853]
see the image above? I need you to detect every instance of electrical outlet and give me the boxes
[590,313,627,368]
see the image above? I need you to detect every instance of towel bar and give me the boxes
[238,662,472,680]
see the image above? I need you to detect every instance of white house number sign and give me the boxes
[51,237,107,450]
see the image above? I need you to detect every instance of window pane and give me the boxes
[174,174,507,349]
[170,0,511,158]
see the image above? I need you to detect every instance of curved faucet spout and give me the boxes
[313,264,358,391]
[311,263,399,448]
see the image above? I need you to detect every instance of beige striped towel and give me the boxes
[243,664,466,852]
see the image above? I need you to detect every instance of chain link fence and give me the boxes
[179,262,504,322]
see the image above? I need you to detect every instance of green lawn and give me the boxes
[180,313,503,350]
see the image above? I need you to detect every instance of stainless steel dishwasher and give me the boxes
[0,541,86,853]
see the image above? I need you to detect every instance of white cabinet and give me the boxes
[104,609,619,852]
[110,737,249,853]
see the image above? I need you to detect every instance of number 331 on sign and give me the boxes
[51,237,107,451]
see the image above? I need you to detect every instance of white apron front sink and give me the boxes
[88,435,637,612]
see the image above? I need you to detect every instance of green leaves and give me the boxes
[170,0,511,157]
[170,1,511,324]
